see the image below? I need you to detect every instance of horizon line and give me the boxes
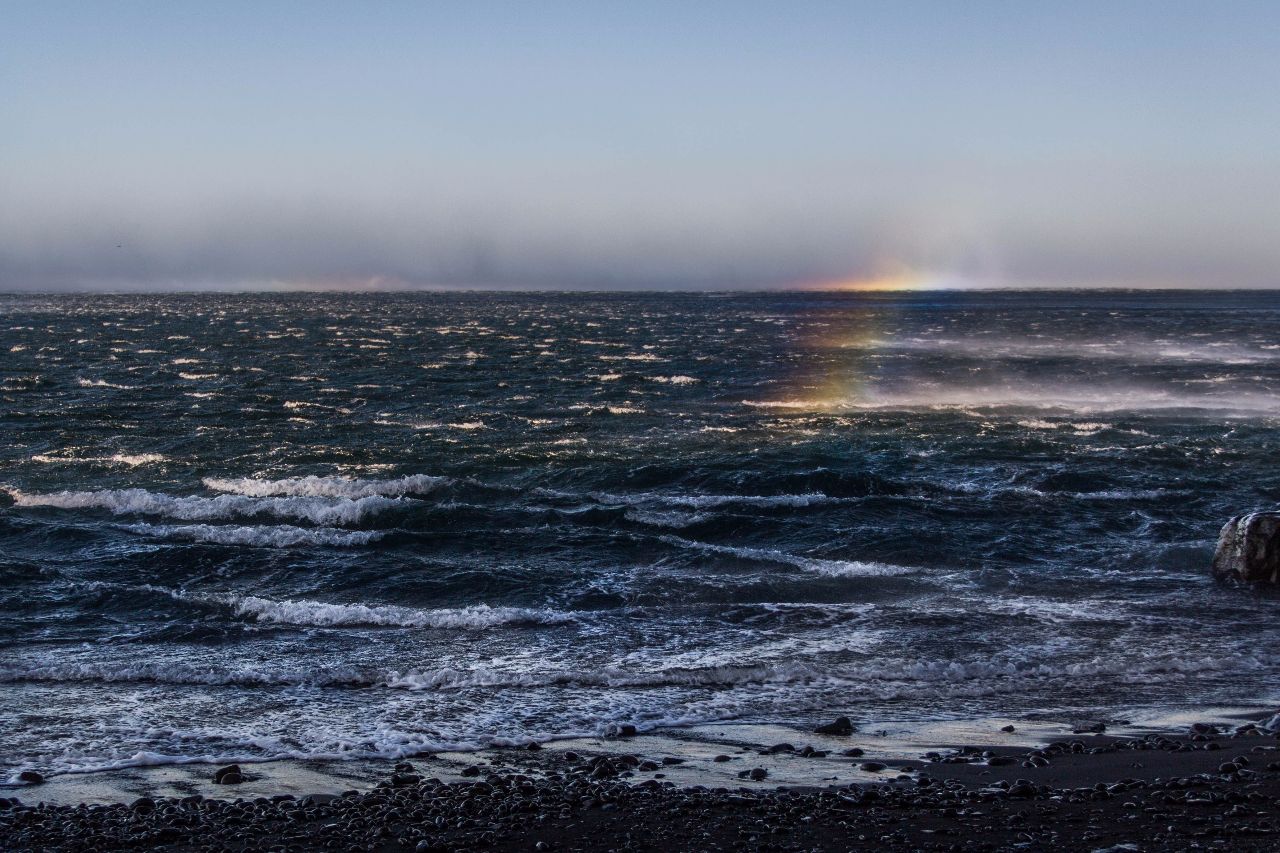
[3,285,1280,296]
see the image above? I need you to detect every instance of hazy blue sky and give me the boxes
[2,1,1278,290]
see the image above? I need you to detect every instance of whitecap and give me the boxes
[7,487,408,525]
[121,523,382,548]
[203,473,447,499]
[228,596,575,629]
[658,535,914,577]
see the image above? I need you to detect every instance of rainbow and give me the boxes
[759,268,964,410]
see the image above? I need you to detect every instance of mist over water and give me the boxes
[2,290,1279,780]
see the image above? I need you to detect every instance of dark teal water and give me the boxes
[2,291,1278,780]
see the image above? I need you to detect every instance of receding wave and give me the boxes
[203,473,449,499]
[121,523,383,548]
[6,487,409,525]
[659,535,915,577]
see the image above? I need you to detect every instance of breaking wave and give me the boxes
[2,651,1260,693]
[203,473,449,499]
[6,487,410,526]
[659,535,916,577]
[228,596,576,629]
[121,523,383,548]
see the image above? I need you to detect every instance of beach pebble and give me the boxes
[859,762,886,772]
[748,767,768,781]
[1072,722,1107,734]
[213,764,242,784]
[814,716,856,735]
[713,755,731,762]
[17,770,43,785]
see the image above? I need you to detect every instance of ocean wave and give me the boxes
[120,523,383,548]
[658,535,915,577]
[2,651,1260,694]
[203,473,448,499]
[228,596,576,629]
[6,487,409,525]
[76,378,134,390]
[32,452,168,467]
[623,508,711,528]
[535,487,834,510]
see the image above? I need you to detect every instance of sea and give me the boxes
[2,289,1278,782]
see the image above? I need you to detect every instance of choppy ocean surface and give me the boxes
[2,290,1278,781]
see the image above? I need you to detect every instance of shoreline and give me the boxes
[4,707,1279,851]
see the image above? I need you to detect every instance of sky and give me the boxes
[1,1,1278,291]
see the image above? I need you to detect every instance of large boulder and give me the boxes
[1212,512,1280,585]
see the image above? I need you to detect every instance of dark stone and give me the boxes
[859,762,886,772]
[712,755,732,763]
[1212,512,1280,584]
[987,756,1017,766]
[525,742,543,751]
[748,768,768,781]
[814,716,856,735]
[843,748,864,757]
[610,724,638,738]
[213,764,242,784]
[1001,725,1017,733]
[764,743,795,754]
[130,797,156,813]
[17,770,43,785]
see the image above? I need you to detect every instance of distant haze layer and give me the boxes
[2,2,1278,290]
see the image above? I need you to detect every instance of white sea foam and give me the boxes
[122,523,383,548]
[203,473,448,499]
[7,487,408,525]
[659,535,915,577]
